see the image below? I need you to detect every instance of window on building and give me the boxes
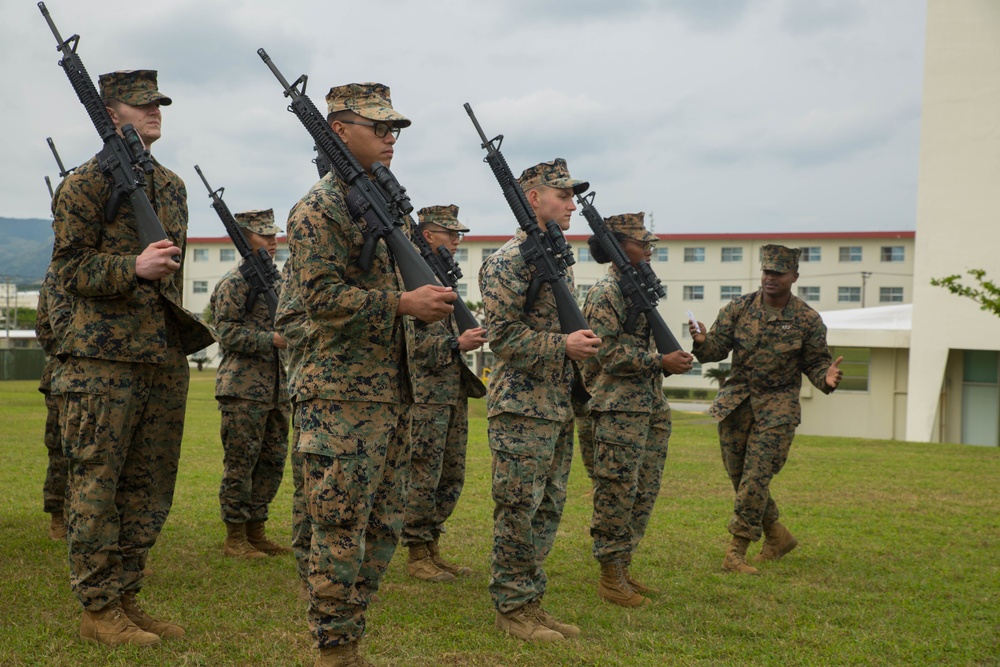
[685,361,702,376]
[830,346,870,391]
[683,285,704,300]
[799,247,821,262]
[684,247,705,263]
[721,247,743,263]
[838,286,861,302]
[798,286,820,302]
[193,248,209,262]
[193,280,208,294]
[880,287,904,303]
[839,246,862,262]
[456,283,468,298]
[220,248,236,262]
[881,246,905,262]
[720,286,742,301]
[453,248,468,263]
[482,248,499,262]
[275,248,289,262]
[577,247,593,262]
[653,247,669,262]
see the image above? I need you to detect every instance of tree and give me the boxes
[930,269,1000,316]
[703,366,730,388]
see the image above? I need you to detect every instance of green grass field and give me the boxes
[1,372,998,666]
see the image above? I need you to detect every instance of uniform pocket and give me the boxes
[300,432,362,529]
[56,374,110,465]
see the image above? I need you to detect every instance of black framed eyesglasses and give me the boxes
[338,120,401,139]
[430,230,464,241]
[623,238,653,251]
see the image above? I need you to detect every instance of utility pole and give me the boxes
[861,271,872,307]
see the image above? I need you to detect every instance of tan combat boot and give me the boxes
[621,557,660,595]
[247,520,293,555]
[527,600,581,638]
[406,543,455,582]
[598,560,650,607]
[223,522,267,559]
[48,512,67,540]
[429,536,472,577]
[494,605,564,642]
[121,591,185,639]
[754,521,798,562]
[315,639,375,666]
[723,536,760,575]
[80,601,161,647]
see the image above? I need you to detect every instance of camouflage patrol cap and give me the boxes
[326,82,411,127]
[517,158,589,195]
[605,212,658,244]
[234,209,282,236]
[417,204,469,232]
[99,70,172,106]
[760,244,800,273]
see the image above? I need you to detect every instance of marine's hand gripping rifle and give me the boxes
[409,225,479,332]
[464,103,589,334]
[576,192,681,355]
[194,165,281,320]
[257,50,436,286]
[38,2,178,263]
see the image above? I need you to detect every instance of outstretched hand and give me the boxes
[826,355,844,389]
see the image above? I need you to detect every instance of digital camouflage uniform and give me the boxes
[579,215,672,566]
[211,209,290,527]
[273,82,415,650]
[693,248,833,543]
[480,159,589,615]
[274,260,313,586]
[50,70,214,612]
[403,205,486,550]
[37,267,72,520]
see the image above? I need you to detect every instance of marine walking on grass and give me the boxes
[689,244,843,574]
[210,208,292,560]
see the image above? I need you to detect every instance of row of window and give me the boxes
[571,284,904,303]
[192,248,291,263]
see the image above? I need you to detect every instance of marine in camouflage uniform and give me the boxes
[480,159,600,642]
[690,244,843,574]
[36,267,72,540]
[578,213,695,607]
[274,82,456,666]
[211,209,291,559]
[50,70,214,646]
[402,205,487,582]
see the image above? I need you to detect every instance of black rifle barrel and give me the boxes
[194,164,280,320]
[464,103,588,334]
[38,2,177,262]
[576,192,681,354]
[46,137,73,178]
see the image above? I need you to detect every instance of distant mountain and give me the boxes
[0,217,54,284]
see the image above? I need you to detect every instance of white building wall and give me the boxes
[907,0,1000,442]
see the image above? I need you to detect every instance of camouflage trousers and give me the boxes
[291,422,310,583]
[488,413,573,614]
[218,397,291,524]
[588,410,671,563]
[42,391,69,515]
[54,347,189,611]
[296,398,410,648]
[718,399,796,541]
[401,400,469,546]
[575,413,595,481]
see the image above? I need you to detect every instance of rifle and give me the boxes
[576,192,681,355]
[194,165,281,320]
[46,137,75,178]
[464,103,589,334]
[45,176,55,201]
[409,224,479,332]
[38,2,178,263]
[313,145,331,179]
[257,50,438,289]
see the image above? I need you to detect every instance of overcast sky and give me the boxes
[3,0,926,239]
